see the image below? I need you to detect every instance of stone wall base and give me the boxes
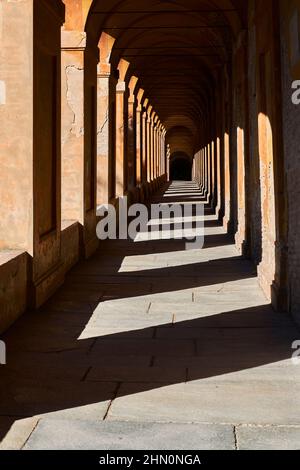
[0,174,168,334]
[271,281,289,314]
[83,235,99,260]
[0,252,28,333]
[257,264,272,302]
[32,261,65,309]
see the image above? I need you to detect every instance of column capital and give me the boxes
[97,63,111,78]
[116,80,126,93]
[128,95,136,105]
[61,30,87,51]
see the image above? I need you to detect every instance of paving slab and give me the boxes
[237,425,300,450]
[91,338,195,357]
[0,417,39,450]
[0,378,116,419]
[86,365,186,384]
[1,182,300,450]
[81,326,158,340]
[108,381,300,425]
[23,419,235,450]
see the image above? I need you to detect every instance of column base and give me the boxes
[236,238,251,258]
[257,263,272,301]
[31,261,65,309]
[0,251,28,333]
[235,228,250,257]
[83,235,99,259]
[222,215,232,233]
[202,189,208,199]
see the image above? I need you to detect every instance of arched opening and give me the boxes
[2,0,300,451]
[170,152,192,181]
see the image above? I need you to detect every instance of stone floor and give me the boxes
[1,181,300,450]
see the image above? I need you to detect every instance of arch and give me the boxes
[85,0,244,142]
[0,0,297,351]
[166,126,195,158]
[63,0,93,31]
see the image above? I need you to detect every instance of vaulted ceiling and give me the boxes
[85,0,246,152]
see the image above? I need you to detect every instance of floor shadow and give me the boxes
[0,304,296,440]
[0,182,296,443]
[62,255,257,302]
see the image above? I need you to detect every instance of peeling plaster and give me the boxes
[98,108,109,135]
[65,65,84,138]
[0,81,6,105]
[0,3,2,42]
[97,107,109,154]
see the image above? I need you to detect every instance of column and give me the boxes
[136,104,142,186]
[153,122,158,180]
[150,115,155,181]
[205,144,209,196]
[158,125,162,177]
[142,104,148,184]
[97,66,110,205]
[162,129,166,175]
[167,144,171,181]
[127,94,137,192]
[215,80,222,218]
[136,89,145,188]
[0,0,64,307]
[207,142,212,201]
[96,33,115,206]
[157,123,161,178]
[115,80,127,197]
[61,28,99,258]
[61,30,85,222]
[201,150,204,190]
[146,106,152,183]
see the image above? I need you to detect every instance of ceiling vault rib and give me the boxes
[114,46,226,49]
[92,9,237,14]
[101,26,230,30]
[89,0,243,144]
[122,54,220,57]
